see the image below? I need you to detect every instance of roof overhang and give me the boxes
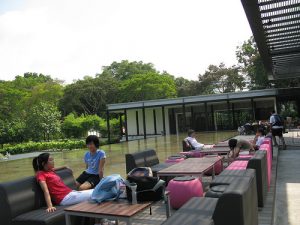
[241,0,300,79]
[107,89,278,111]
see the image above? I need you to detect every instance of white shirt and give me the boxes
[256,136,265,147]
[270,114,283,129]
[186,137,204,150]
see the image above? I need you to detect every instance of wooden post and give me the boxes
[124,109,128,142]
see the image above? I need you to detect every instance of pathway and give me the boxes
[273,147,300,225]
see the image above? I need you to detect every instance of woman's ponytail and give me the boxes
[32,153,50,172]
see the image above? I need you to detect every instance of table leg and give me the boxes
[65,213,71,225]
[127,218,132,225]
[166,194,171,218]
[212,165,215,179]
[115,219,119,225]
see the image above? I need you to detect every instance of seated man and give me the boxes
[252,128,265,150]
[228,138,255,159]
[185,129,205,150]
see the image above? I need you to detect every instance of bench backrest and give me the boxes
[125,149,159,174]
[0,168,75,225]
[213,175,258,225]
[247,150,268,207]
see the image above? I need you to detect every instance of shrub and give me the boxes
[0,139,112,155]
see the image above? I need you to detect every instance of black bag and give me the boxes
[125,168,165,202]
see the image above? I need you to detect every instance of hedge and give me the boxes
[0,138,118,155]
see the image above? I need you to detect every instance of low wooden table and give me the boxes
[157,157,223,179]
[201,147,231,163]
[64,201,152,225]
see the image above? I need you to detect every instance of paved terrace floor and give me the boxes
[274,131,300,225]
[115,135,281,225]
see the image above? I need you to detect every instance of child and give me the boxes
[33,153,93,213]
[253,128,265,150]
[76,135,106,190]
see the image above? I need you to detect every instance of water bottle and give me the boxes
[130,182,137,204]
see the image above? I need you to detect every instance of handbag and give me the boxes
[125,167,165,202]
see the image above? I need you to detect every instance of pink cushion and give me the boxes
[226,160,248,170]
[259,142,272,189]
[165,157,185,164]
[167,177,203,209]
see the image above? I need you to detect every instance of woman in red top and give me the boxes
[33,153,93,213]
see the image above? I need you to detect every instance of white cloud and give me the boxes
[0,0,252,83]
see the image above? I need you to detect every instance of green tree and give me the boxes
[236,36,270,89]
[175,77,202,97]
[26,102,61,141]
[101,60,158,80]
[60,74,119,116]
[198,63,245,94]
[119,73,177,102]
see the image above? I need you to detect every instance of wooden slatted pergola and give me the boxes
[241,0,300,79]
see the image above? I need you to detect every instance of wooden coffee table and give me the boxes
[200,147,231,164]
[64,201,152,225]
[157,157,223,179]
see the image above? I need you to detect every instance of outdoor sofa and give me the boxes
[163,173,258,225]
[125,149,172,176]
[209,150,268,207]
[0,168,84,225]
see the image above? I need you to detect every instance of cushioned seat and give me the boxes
[167,176,203,209]
[162,197,217,225]
[0,168,78,225]
[165,155,185,164]
[12,206,67,225]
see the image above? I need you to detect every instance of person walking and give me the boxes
[269,110,286,149]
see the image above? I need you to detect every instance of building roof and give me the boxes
[107,89,277,111]
[241,0,300,79]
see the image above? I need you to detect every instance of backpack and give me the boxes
[125,167,165,202]
[272,114,283,126]
[91,174,124,203]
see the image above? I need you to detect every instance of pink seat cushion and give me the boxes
[259,142,272,189]
[167,177,203,209]
[165,157,185,164]
[226,160,248,170]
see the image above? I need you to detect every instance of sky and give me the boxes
[0,0,252,84]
